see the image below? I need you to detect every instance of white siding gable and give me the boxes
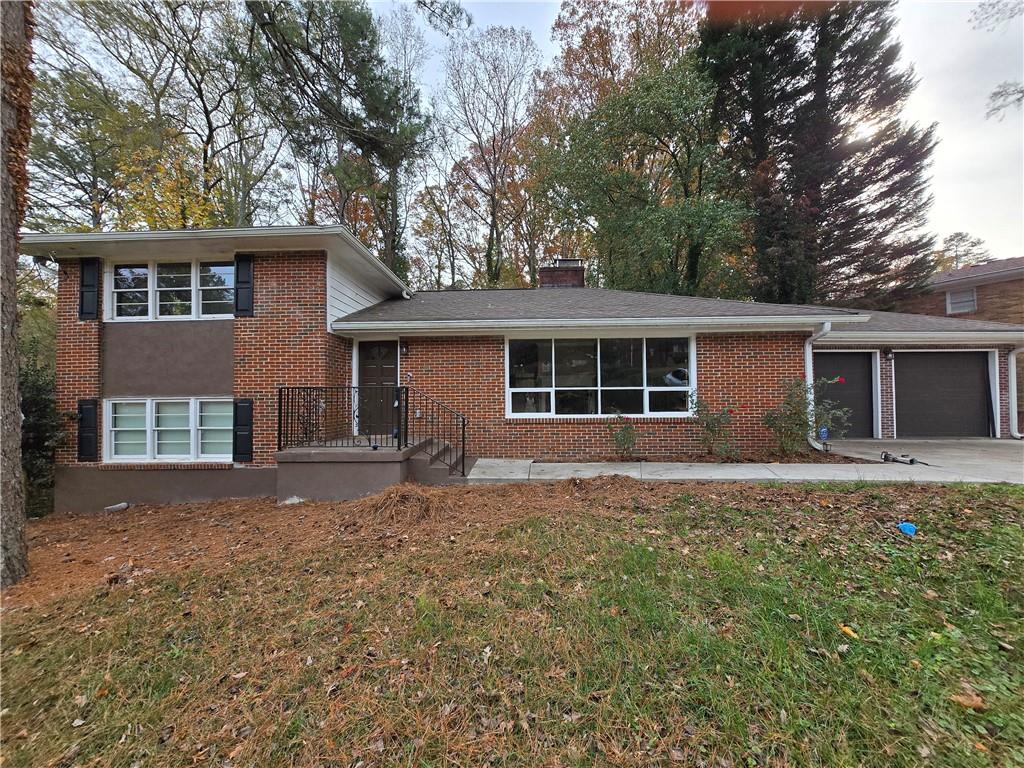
[326,244,390,330]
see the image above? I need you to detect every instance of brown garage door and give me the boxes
[814,352,874,438]
[894,352,992,437]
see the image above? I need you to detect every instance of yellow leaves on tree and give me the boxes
[116,139,219,231]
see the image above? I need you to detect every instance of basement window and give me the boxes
[506,336,695,418]
[105,398,233,462]
[946,287,977,315]
[108,259,235,320]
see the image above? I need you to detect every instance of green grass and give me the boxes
[3,484,1023,767]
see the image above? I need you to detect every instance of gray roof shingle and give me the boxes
[338,287,864,323]
[841,309,1024,334]
[929,256,1024,286]
[334,287,1023,337]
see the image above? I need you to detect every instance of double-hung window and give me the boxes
[507,336,695,417]
[110,259,235,320]
[105,398,233,462]
[946,287,977,315]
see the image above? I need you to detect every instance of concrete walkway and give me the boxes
[832,439,1024,484]
[468,455,1023,485]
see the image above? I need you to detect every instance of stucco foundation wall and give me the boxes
[815,344,1016,439]
[398,333,808,460]
[54,466,276,513]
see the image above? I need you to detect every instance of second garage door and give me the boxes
[894,352,992,437]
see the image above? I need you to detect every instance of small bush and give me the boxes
[605,413,638,460]
[690,393,739,460]
[763,377,850,455]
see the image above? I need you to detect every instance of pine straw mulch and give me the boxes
[0,476,1002,611]
[1,478,675,609]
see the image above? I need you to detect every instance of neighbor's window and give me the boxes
[108,259,236,320]
[507,337,693,417]
[105,398,233,461]
[946,288,977,315]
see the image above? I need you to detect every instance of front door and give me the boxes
[357,340,399,438]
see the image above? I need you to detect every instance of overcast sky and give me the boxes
[408,0,1023,261]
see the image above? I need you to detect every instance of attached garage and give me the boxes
[814,351,876,438]
[894,352,993,437]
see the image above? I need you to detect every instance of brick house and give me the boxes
[897,256,1024,324]
[896,256,1024,430]
[21,228,1024,511]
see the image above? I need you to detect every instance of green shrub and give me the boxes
[690,393,739,460]
[763,377,850,455]
[605,413,638,460]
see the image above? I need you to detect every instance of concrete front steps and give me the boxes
[275,438,472,502]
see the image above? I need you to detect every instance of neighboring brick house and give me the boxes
[897,256,1024,324]
[21,228,1024,511]
[896,257,1024,432]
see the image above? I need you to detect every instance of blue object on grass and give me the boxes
[897,521,917,537]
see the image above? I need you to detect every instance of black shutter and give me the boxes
[77,399,99,461]
[232,398,254,462]
[78,258,100,320]
[234,254,253,317]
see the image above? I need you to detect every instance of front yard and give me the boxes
[2,480,1022,767]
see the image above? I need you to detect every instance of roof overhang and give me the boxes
[930,266,1024,290]
[820,330,1024,346]
[19,226,411,298]
[331,314,870,336]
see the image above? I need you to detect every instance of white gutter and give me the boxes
[804,322,832,451]
[332,314,868,334]
[1010,346,1024,439]
[823,331,1024,345]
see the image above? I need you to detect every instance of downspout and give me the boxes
[804,322,832,451]
[1009,346,1024,439]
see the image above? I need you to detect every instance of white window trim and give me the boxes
[945,287,977,315]
[504,336,697,420]
[104,257,236,322]
[103,397,234,463]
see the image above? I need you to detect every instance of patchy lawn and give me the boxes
[2,480,1022,767]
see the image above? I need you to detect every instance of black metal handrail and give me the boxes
[277,385,467,476]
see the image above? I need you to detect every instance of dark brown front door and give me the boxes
[895,352,992,437]
[358,340,398,437]
[815,352,874,438]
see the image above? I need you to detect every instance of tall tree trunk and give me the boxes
[1,0,34,588]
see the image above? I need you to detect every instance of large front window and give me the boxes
[106,398,233,461]
[110,259,235,320]
[507,337,695,417]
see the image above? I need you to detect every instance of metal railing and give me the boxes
[277,385,467,476]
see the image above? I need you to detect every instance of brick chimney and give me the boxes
[537,258,585,288]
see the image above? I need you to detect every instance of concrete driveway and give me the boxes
[831,439,1024,484]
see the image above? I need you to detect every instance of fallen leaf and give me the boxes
[950,687,986,711]
[838,623,859,640]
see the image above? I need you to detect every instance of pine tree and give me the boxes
[700,1,938,307]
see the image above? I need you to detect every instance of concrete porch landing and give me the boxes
[467,454,1024,485]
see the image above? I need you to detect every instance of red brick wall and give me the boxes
[233,251,341,464]
[55,260,102,465]
[398,333,808,459]
[897,279,1024,324]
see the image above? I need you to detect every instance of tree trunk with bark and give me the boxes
[1,0,34,587]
